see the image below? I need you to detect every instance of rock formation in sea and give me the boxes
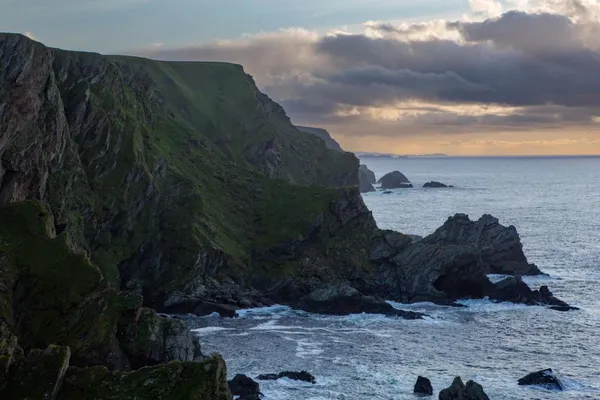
[0,33,576,397]
[518,369,564,390]
[378,171,413,189]
[414,376,434,395]
[439,377,490,400]
[423,181,449,188]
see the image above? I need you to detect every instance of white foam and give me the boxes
[190,327,233,335]
[250,320,300,331]
[236,305,294,318]
[456,298,534,312]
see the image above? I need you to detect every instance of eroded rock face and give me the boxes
[423,214,542,276]
[377,171,412,189]
[359,164,376,193]
[118,308,202,369]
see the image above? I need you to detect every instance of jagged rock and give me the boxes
[58,354,231,399]
[518,369,563,390]
[229,374,261,399]
[118,308,202,369]
[257,371,316,384]
[414,376,433,395]
[377,171,412,189]
[296,283,424,319]
[1,345,70,400]
[422,214,542,276]
[439,377,489,400]
[423,181,449,188]
[488,277,578,310]
[370,230,413,262]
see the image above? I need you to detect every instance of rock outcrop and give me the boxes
[423,181,449,188]
[296,284,424,319]
[229,374,262,399]
[439,377,489,400]
[518,369,563,390]
[414,376,434,395]
[377,171,412,189]
[359,164,376,193]
[488,278,578,311]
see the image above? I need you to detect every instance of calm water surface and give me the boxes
[193,156,600,399]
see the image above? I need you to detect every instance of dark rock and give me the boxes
[414,376,433,395]
[423,181,449,188]
[423,214,542,276]
[296,283,424,319]
[296,126,343,152]
[359,165,376,193]
[370,230,413,263]
[518,369,563,390]
[383,190,393,194]
[488,277,577,310]
[377,171,412,189]
[256,371,316,384]
[439,377,489,400]
[229,374,261,398]
[359,164,376,184]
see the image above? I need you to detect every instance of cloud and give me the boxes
[135,1,600,151]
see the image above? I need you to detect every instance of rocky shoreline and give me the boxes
[0,33,578,399]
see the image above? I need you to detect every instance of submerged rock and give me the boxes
[256,371,316,384]
[296,283,424,319]
[229,374,262,399]
[423,181,449,188]
[518,369,564,390]
[439,377,489,400]
[378,171,412,189]
[414,376,433,395]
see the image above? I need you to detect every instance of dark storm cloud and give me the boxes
[138,6,600,136]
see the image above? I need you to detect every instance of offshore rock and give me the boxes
[229,374,262,399]
[488,277,578,310]
[377,171,412,189]
[359,164,376,193]
[518,369,563,390]
[414,376,434,395]
[257,371,316,384]
[423,181,449,188]
[438,377,489,400]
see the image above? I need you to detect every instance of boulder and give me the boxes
[414,376,433,395]
[423,181,449,188]
[383,190,393,194]
[229,374,261,398]
[517,369,563,390]
[377,171,412,189]
[256,371,316,384]
[439,377,489,400]
[296,284,424,319]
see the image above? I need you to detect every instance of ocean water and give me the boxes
[191,156,600,399]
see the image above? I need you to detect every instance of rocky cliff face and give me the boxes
[296,126,344,152]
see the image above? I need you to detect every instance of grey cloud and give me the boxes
[140,8,600,137]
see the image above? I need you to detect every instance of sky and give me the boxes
[3,0,600,155]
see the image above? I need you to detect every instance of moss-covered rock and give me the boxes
[58,355,231,400]
[2,345,71,400]
[118,308,201,369]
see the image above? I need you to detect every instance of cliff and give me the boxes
[296,126,344,152]
[0,33,378,397]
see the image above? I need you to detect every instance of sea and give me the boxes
[189,156,600,399]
